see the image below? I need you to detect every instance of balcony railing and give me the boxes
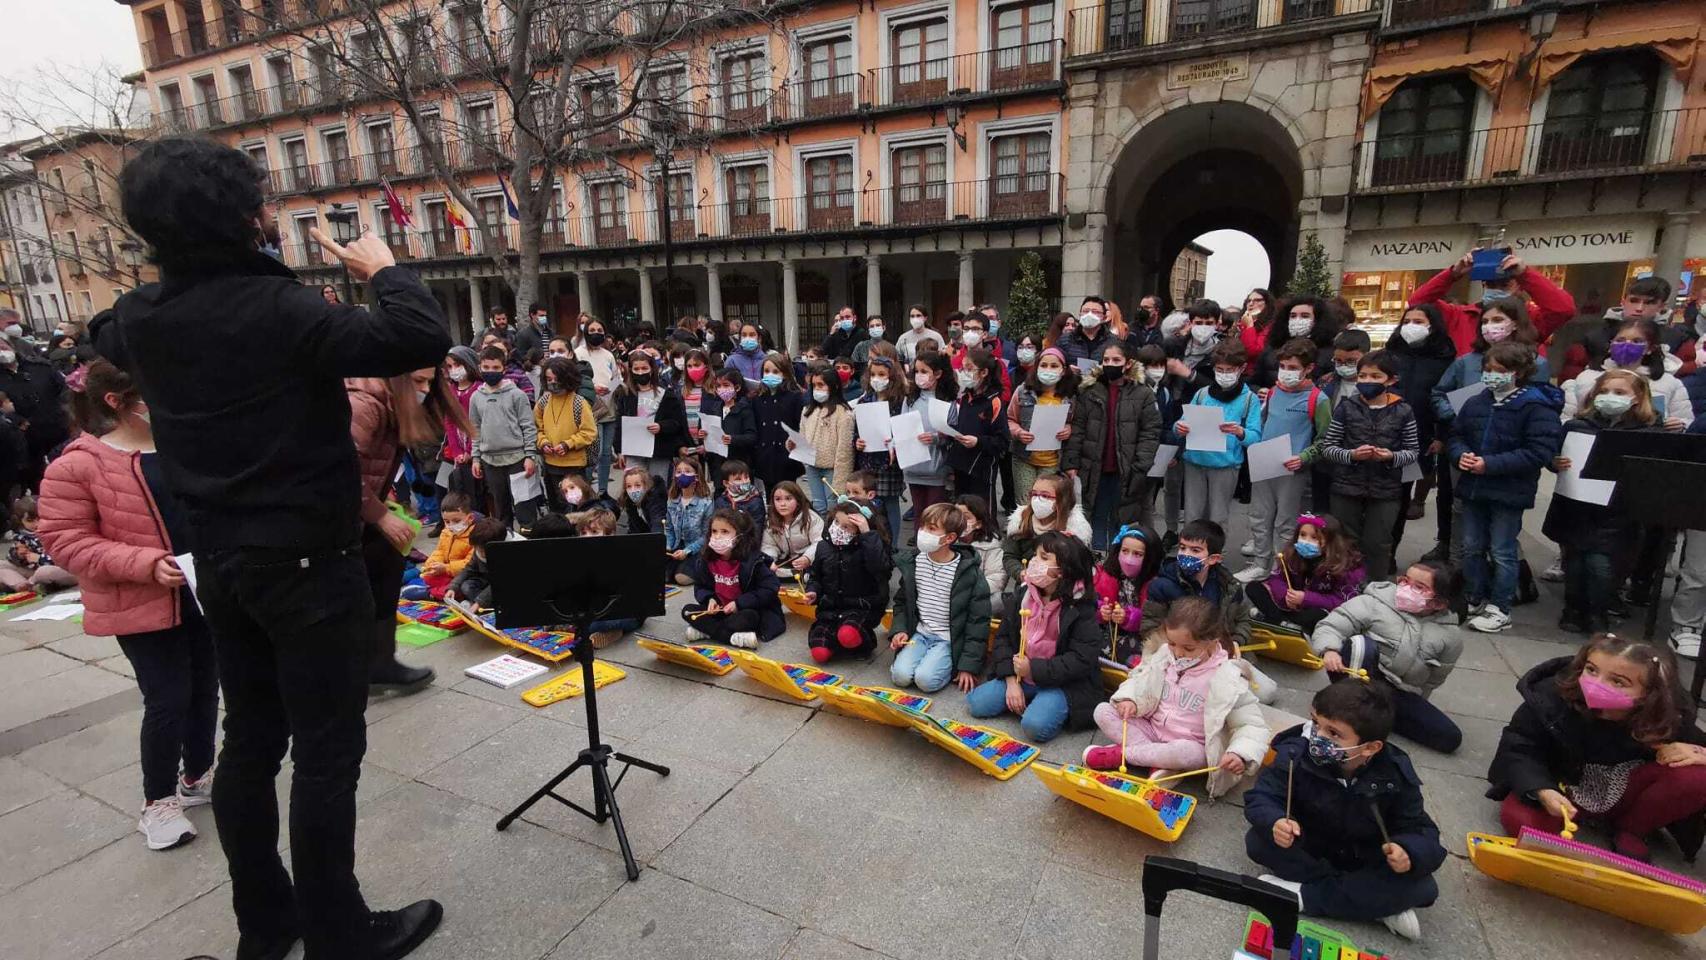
[1353,107,1706,192]
[260,138,506,198]
[139,3,352,69]
[1385,0,1494,28]
[866,41,1065,109]
[1068,0,1375,57]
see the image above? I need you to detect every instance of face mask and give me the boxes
[1024,556,1058,588]
[672,358,686,371]
[1288,317,1313,337]
[1334,363,1357,380]
[636,370,659,387]
[546,381,567,394]
[956,369,978,390]
[988,319,1000,335]
[1579,674,1638,711]
[961,330,985,348]
[548,350,571,360]
[586,332,606,347]
[626,488,645,503]
[1481,321,1513,343]
[837,319,854,331]
[1036,367,1062,386]
[447,366,467,383]
[1029,496,1056,520]
[1079,312,1102,331]
[1356,382,1385,400]
[716,386,739,403]
[1593,392,1635,417]
[2,324,21,338]
[1190,324,1216,343]
[1144,366,1165,385]
[676,473,697,489]
[829,525,854,546]
[1392,582,1434,614]
[812,388,830,403]
[1102,363,1126,382]
[729,481,752,498]
[415,388,430,404]
[869,326,884,340]
[447,520,471,534]
[915,372,934,390]
[1303,722,1358,769]
[1276,369,1303,388]
[1016,347,1038,365]
[708,533,736,555]
[1176,553,1206,577]
[1399,323,1430,345]
[1480,288,1505,306]
[916,530,943,553]
[480,370,504,386]
[564,488,584,505]
[1609,341,1647,368]
[1293,539,1321,559]
[1214,371,1240,389]
[1481,370,1515,393]
[909,316,926,330]
[740,336,760,351]
[1118,553,1144,577]
[836,369,853,385]
[682,366,707,384]
[761,373,784,390]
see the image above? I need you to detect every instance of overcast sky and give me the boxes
[1197,229,1273,306]
[0,1,143,138]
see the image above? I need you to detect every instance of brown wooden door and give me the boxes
[990,1,1055,90]
[805,155,853,231]
[988,132,1051,217]
[803,37,854,117]
[891,144,946,224]
[726,165,770,235]
[890,19,948,104]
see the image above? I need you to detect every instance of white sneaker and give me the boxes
[728,631,759,649]
[1257,874,1303,909]
[684,625,709,642]
[1239,538,1257,558]
[1382,908,1421,941]
[177,769,213,807]
[1671,631,1702,659]
[1234,563,1272,584]
[1468,605,1512,633]
[138,795,196,851]
[1539,559,1565,582]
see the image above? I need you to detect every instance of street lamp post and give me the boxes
[653,115,679,331]
[324,204,359,304]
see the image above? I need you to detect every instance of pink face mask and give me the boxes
[1392,582,1433,614]
[1118,554,1145,577]
[1579,674,1638,711]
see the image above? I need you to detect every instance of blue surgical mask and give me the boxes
[741,336,760,351]
[761,373,784,389]
[1480,288,1504,306]
[1176,553,1205,577]
[1294,540,1321,559]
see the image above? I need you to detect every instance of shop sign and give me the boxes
[1503,216,1657,266]
[1343,227,1475,271]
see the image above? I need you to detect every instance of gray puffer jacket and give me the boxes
[1308,581,1461,696]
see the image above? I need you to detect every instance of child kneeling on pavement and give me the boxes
[1244,681,1446,942]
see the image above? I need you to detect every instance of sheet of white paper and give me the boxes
[172,553,204,614]
[12,603,83,622]
[1246,434,1295,483]
[699,413,728,457]
[783,424,817,466]
[1075,358,1097,373]
[1556,431,1616,506]
[1182,404,1228,452]
[1147,444,1178,478]
[621,415,656,459]
[890,411,931,470]
[1447,384,1486,415]
[434,459,454,487]
[854,403,893,452]
[1401,460,1424,483]
[1026,403,1071,452]
[509,469,544,504]
[925,398,962,438]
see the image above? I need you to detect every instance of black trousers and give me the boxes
[197,543,373,959]
[116,607,219,803]
[1244,581,1330,634]
[360,525,408,672]
[682,603,762,644]
[1245,830,1439,922]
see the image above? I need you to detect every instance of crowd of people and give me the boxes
[10,136,1706,958]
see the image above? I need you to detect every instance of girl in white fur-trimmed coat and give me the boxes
[1000,472,1092,587]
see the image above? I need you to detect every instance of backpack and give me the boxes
[1260,385,1322,426]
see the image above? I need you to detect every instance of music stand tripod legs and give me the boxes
[495,612,669,881]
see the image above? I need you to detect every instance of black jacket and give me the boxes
[750,388,804,489]
[620,483,667,535]
[93,255,451,552]
[0,353,69,455]
[613,388,689,462]
[720,397,759,471]
[821,325,867,360]
[685,548,785,641]
[809,530,892,620]
[1383,332,1457,450]
[944,388,1008,477]
[1542,415,1668,552]
[989,588,1103,730]
[1246,724,1447,876]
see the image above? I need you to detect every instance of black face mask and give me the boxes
[632,370,653,385]
[1102,364,1125,382]
[586,333,606,347]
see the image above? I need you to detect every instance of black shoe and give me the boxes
[1589,614,1613,635]
[370,899,444,960]
[370,660,435,691]
[1419,543,1448,564]
[234,930,298,960]
[1626,582,1653,607]
[1557,611,1589,634]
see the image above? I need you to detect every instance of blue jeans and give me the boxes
[966,679,1070,742]
[890,629,955,692]
[880,493,903,546]
[803,465,835,515]
[1090,472,1121,550]
[1458,498,1523,610]
[593,420,616,495]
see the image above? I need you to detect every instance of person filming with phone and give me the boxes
[1408,246,1577,357]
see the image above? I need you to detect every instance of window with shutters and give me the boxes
[656,171,694,241]
[889,18,948,104]
[283,137,313,191]
[802,35,854,117]
[1170,0,1255,40]
[592,181,628,245]
[991,1,1054,89]
[229,64,260,121]
[367,122,398,177]
[722,52,767,126]
[989,131,1050,216]
[322,129,355,184]
[1372,75,1474,187]
[725,163,770,235]
[891,143,946,224]
[1538,52,1660,175]
[1105,0,1144,50]
[477,195,508,252]
[583,80,620,147]
[805,154,854,230]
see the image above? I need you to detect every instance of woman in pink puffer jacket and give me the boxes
[37,359,214,853]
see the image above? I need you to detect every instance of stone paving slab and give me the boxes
[0,789,133,894]
[543,866,798,960]
[0,664,134,734]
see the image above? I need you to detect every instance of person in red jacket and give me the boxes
[1409,251,1576,356]
[38,360,214,853]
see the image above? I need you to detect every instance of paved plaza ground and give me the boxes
[4,478,1706,960]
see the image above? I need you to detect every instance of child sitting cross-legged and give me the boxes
[445,517,508,608]
[554,508,644,647]
[407,492,477,600]
[956,495,1010,617]
[1093,523,1162,666]
[1246,513,1366,635]
[1084,596,1270,796]
[1244,681,1447,942]
[681,507,784,649]
[665,456,714,586]
[803,500,893,663]
[889,502,993,694]
[966,531,1104,743]
[760,480,821,582]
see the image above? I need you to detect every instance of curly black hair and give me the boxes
[119,137,268,276]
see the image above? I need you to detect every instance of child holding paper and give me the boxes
[899,352,956,520]
[612,350,688,482]
[470,346,542,528]
[1175,342,1262,527]
[854,354,907,539]
[1239,338,1332,583]
[794,365,856,514]
[1544,370,1664,634]
[1009,346,1078,504]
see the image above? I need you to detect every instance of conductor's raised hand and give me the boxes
[310,225,394,282]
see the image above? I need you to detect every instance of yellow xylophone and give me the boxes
[1468,829,1706,934]
[727,649,845,701]
[635,636,737,676]
[520,661,627,707]
[1248,621,1323,670]
[777,588,895,631]
[1031,763,1199,842]
[814,683,934,727]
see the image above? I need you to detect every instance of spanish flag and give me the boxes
[445,199,472,254]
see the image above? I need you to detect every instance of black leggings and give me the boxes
[117,610,220,803]
[361,524,407,671]
[1245,580,1330,633]
[808,612,880,661]
[682,604,763,644]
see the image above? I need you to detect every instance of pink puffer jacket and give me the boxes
[37,433,181,636]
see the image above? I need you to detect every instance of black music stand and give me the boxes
[486,533,670,880]
[1582,434,1706,700]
